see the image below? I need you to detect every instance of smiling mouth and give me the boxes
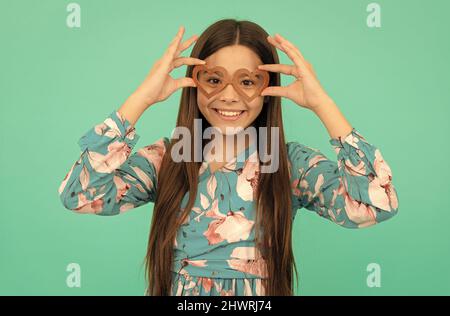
[212,108,246,121]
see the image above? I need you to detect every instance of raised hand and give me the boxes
[258,33,333,111]
[134,25,206,107]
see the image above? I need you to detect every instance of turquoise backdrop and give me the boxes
[1,0,449,295]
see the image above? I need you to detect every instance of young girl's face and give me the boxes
[196,45,265,135]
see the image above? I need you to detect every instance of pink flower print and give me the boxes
[191,205,206,223]
[79,165,90,191]
[292,153,328,203]
[213,280,223,293]
[87,141,132,173]
[200,193,210,210]
[115,111,127,124]
[58,157,81,194]
[227,247,268,278]
[299,177,315,203]
[254,278,265,296]
[94,122,109,136]
[343,132,360,149]
[340,180,377,228]
[130,165,154,191]
[113,175,131,203]
[203,219,224,245]
[220,289,235,296]
[206,174,217,200]
[199,162,208,176]
[222,159,237,172]
[124,128,137,142]
[88,187,96,196]
[119,203,135,213]
[74,192,105,214]
[203,207,255,245]
[326,207,346,226]
[339,155,367,177]
[173,278,184,295]
[291,178,301,197]
[178,274,196,293]
[236,152,260,201]
[137,139,167,174]
[218,279,236,296]
[204,199,220,218]
[289,159,305,198]
[368,149,398,211]
[199,277,213,293]
[100,118,125,139]
[243,279,253,296]
[308,153,328,168]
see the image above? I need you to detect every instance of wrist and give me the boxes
[119,95,148,127]
[130,90,156,109]
[311,96,336,115]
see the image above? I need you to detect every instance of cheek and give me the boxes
[245,98,264,118]
[197,94,209,117]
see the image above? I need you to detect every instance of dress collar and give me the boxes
[199,136,258,181]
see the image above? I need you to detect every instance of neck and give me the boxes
[210,130,254,163]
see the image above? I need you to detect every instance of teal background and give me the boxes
[1,0,449,295]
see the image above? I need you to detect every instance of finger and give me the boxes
[274,35,316,78]
[274,34,311,74]
[260,86,289,98]
[257,63,300,77]
[277,41,310,76]
[174,77,197,89]
[172,57,206,69]
[164,26,185,61]
[274,33,306,61]
[267,35,284,51]
[268,36,303,71]
[306,61,317,77]
[175,34,199,57]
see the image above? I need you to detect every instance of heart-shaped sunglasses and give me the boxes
[191,64,270,102]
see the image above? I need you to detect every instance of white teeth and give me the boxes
[216,109,243,117]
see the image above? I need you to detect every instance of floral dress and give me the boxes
[58,110,399,296]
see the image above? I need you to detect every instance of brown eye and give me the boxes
[241,79,255,86]
[207,78,221,84]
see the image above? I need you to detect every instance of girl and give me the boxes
[58,19,399,296]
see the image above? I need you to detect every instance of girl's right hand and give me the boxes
[133,25,205,108]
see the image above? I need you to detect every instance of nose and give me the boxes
[219,83,240,103]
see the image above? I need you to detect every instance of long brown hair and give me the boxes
[144,18,298,296]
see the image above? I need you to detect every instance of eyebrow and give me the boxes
[205,67,257,76]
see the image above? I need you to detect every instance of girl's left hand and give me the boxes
[258,33,333,111]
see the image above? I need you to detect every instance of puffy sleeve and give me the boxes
[58,109,169,216]
[287,127,399,228]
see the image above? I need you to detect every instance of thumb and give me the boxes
[176,77,197,89]
[261,86,288,98]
